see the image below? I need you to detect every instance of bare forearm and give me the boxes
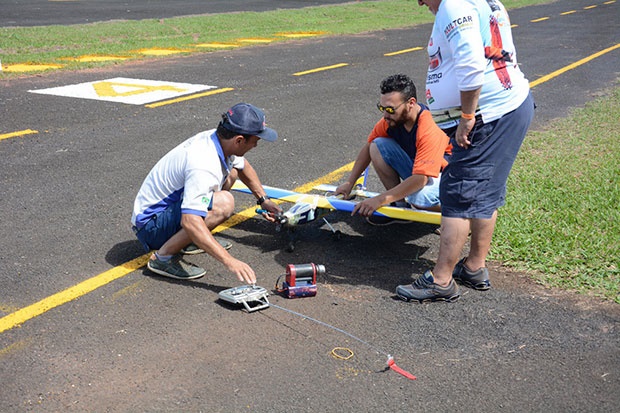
[237,161,267,199]
[380,174,428,204]
[460,88,481,115]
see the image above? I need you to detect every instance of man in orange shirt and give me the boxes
[335,73,451,225]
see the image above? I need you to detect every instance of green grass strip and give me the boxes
[0,0,547,74]
[492,87,620,303]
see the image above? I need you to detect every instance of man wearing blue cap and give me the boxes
[131,103,281,283]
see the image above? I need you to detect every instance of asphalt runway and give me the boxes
[0,0,354,27]
[1,0,619,411]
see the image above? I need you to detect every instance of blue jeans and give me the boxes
[372,137,441,208]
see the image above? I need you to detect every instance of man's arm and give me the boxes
[336,119,388,198]
[181,212,257,284]
[335,142,372,198]
[456,88,481,149]
[236,159,282,218]
[351,174,427,217]
[236,160,265,198]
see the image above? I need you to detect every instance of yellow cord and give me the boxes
[331,347,354,360]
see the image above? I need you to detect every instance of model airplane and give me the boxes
[232,180,441,250]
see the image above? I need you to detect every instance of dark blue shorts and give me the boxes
[133,199,183,252]
[440,92,535,219]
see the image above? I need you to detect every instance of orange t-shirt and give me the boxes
[367,107,451,178]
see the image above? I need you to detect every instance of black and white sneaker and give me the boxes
[396,270,460,303]
[452,258,491,290]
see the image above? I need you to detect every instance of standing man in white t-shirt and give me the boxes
[131,103,282,283]
[397,0,535,302]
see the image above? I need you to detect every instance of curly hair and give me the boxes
[380,74,417,101]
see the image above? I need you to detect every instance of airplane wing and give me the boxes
[232,181,441,225]
[313,183,379,199]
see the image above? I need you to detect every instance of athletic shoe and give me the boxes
[365,215,412,226]
[452,258,491,290]
[181,237,233,255]
[147,255,206,280]
[396,270,460,303]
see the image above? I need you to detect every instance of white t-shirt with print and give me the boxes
[424,0,530,128]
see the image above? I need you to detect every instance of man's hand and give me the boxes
[335,182,354,199]
[352,196,383,217]
[258,199,282,223]
[224,257,257,284]
[455,118,475,149]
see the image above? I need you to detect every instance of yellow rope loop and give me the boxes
[331,347,354,360]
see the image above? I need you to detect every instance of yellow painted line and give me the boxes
[212,206,270,232]
[583,5,597,9]
[530,43,620,88]
[2,64,63,72]
[384,47,423,57]
[95,80,186,97]
[293,63,349,76]
[145,87,234,108]
[136,48,190,56]
[561,10,577,15]
[195,43,240,49]
[0,162,354,334]
[0,255,149,334]
[603,1,615,4]
[531,17,550,22]
[277,31,327,38]
[237,38,274,44]
[0,129,38,141]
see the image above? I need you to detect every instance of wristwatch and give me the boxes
[256,195,270,205]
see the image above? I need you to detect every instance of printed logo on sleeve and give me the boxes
[444,15,474,40]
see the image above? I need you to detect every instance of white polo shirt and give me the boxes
[131,129,245,228]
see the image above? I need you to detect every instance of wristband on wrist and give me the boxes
[256,195,270,205]
[461,112,475,120]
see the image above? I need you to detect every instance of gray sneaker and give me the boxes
[396,270,460,303]
[147,255,206,280]
[181,237,233,255]
[452,258,491,290]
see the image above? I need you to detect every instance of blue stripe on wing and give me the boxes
[231,181,441,225]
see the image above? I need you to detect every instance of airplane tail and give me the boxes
[354,167,369,191]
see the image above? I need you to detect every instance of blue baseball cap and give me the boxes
[221,103,278,142]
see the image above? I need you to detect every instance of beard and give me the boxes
[385,112,407,128]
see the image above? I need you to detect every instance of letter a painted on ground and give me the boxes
[29,78,217,105]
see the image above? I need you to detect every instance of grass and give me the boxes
[2,0,617,303]
[492,87,620,303]
[0,0,546,74]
